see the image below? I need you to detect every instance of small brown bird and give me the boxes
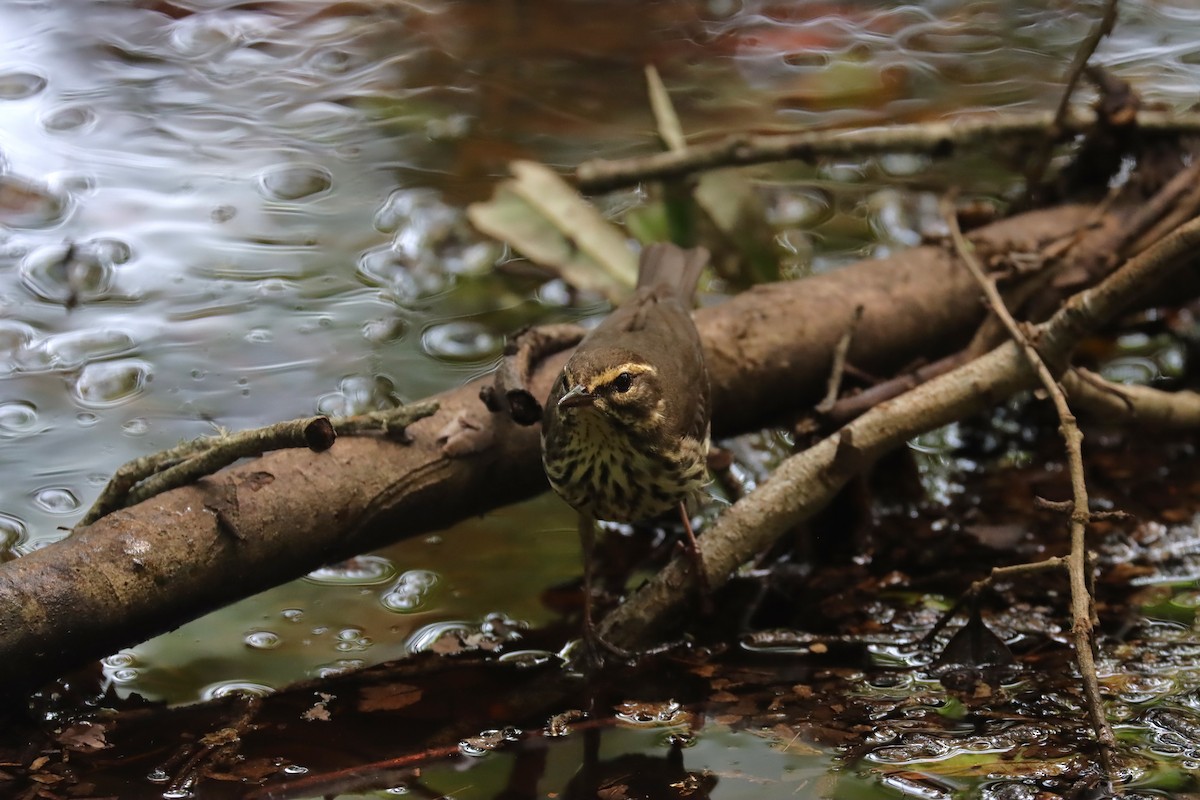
[541,243,711,647]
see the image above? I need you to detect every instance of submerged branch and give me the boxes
[575,108,1200,193]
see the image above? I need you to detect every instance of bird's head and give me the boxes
[556,349,664,430]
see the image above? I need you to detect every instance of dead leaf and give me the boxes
[467,161,636,303]
[57,722,108,751]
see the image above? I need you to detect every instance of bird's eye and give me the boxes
[613,372,633,393]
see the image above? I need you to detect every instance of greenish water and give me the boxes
[3,0,1200,796]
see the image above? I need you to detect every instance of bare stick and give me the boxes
[1064,368,1200,428]
[81,403,438,526]
[1022,0,1120,202]
[816,305,864,414]
[573,107,1200,193]
[82,417,336,525]
[943,197,1117,774]
[331,401,440,439]
[924,557,1070,643]
[124,417,337,509]
[825,349,973,425]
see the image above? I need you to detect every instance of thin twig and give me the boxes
[1022,0,1120,203]
[82,417,335,525]
[825,349,973,426]
[1034,497,1133,521]
[330,401,440,439]
[816,305,864,414]
[124,417,338,509]
[573,107,1200,193]
[80,403,438,526]
[943,197,1117,776]
[924,557,1069,643]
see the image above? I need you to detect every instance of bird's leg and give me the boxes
[678,501,714,615]
[577,511,633,667]
[578,510,600,663]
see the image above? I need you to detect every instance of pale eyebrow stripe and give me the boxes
[592,363,656,388]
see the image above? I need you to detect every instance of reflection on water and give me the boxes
[1,1,1200,787]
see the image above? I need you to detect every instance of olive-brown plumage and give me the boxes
[541,243,710,523]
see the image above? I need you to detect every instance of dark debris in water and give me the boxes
[4,415,1200,797]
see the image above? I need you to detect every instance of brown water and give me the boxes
[3,0,1200,797]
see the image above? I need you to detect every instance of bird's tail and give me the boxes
[635,243,708,301]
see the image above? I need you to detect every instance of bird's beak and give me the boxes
[557,384,594,409]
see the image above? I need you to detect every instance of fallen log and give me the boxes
[0,204,1105,695]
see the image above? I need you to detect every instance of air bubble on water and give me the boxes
[0,69,47,99]
[102,652,134,667]
[257,163,332,201]
[420,321,501,363]
[615,700,685,727]
[305,554,396,585]
[21,241,116,303]
[245,327,273,344]
[406,621,473,653]
[0,513,26,553]
[0,174,68,228]
[244,630,281,650]
[199,681,275,701]
[72,360,150,407]
[33,486,78,514]
[42,105,98,134]
[316,375,401,417]
[400,569,438,590]
[496,650,557,668]
[458,739,489,757]
[102,650,141,684]
[381,588,422,612]
[334,627,372,652]
[0,401,38,437]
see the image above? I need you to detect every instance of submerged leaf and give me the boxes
[936,607,1015,668]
